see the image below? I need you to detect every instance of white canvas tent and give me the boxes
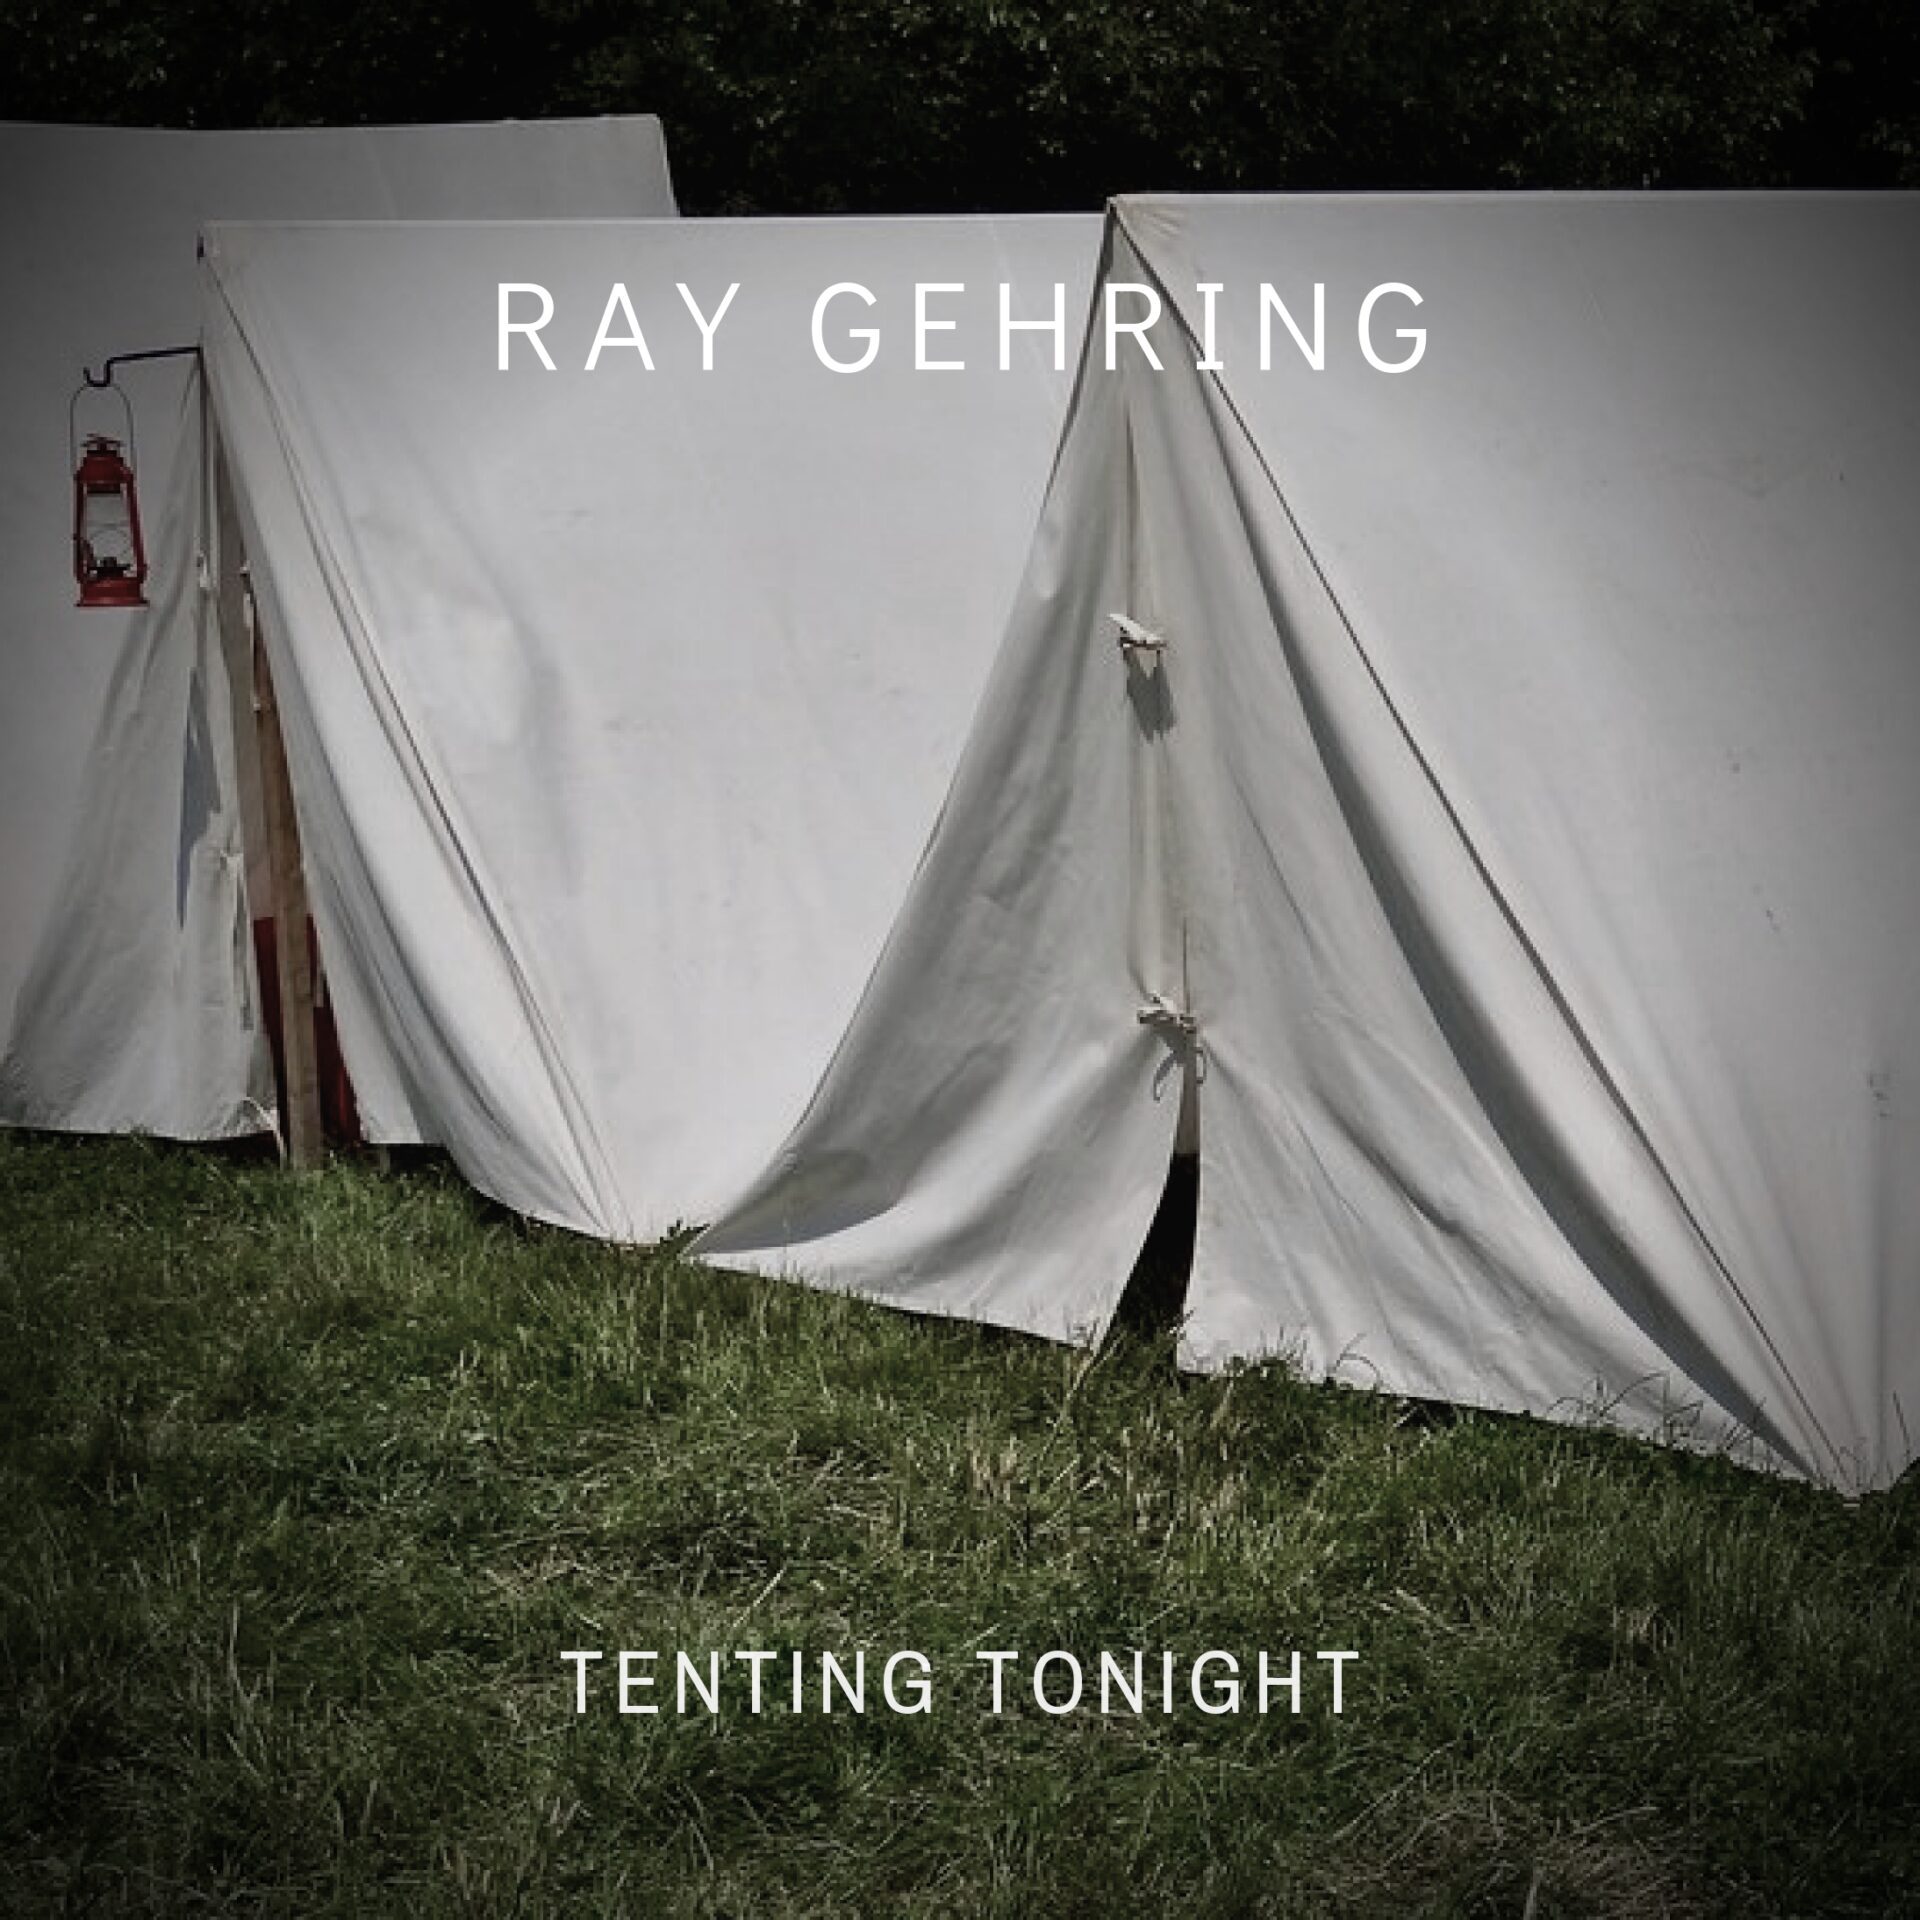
[698,194,1920,1492]
[0,116,678,1060]
[3,212,1102,1227]
[9,185,1912,1490]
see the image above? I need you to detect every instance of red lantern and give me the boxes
[72,430,148,609]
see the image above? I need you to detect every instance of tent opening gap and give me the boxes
[1112,1150,1197,1341]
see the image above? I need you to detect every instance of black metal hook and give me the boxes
[82,344,201,389]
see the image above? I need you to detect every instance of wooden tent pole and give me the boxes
[246,581,324,1171]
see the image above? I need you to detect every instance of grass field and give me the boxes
[1,1132,1915,1917]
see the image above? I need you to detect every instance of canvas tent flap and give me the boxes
[0,370,270,1137]
[699,270,1189,1340]
[699,195,1920,1490]
[0,115,677,1139]
[201,213,1100,1232]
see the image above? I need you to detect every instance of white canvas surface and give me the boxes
[201,213,1100,1225]
[701,195,1920,1490]
[0,115,677,1087]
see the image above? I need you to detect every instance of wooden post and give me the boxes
[247,582,324,1171]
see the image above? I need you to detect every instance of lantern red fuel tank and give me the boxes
[73,432,148,608]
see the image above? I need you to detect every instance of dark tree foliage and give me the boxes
[0,0,1914,208]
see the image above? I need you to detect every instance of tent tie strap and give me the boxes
[1111,612,1168,660]
[1137,994,1197,1039]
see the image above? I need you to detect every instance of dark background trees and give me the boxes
[1,0,1915,208]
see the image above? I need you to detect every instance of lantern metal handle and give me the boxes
[69,380,138,476]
